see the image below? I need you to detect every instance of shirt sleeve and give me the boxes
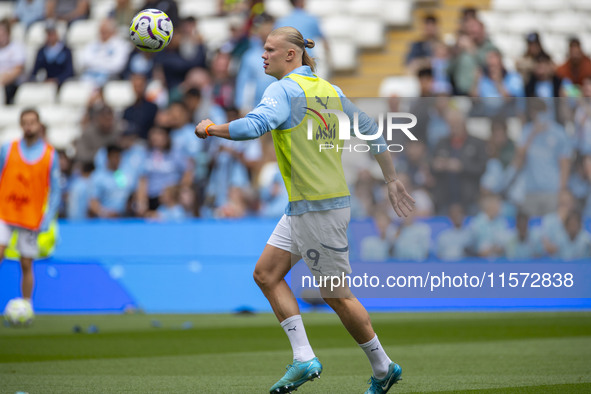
[229,81,291,140]
[0,143,8,176]
[41,150,62,230]
[334,85,387,155]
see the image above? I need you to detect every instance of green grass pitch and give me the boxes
[1,311,590,393]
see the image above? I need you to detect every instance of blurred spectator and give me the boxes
[516,32,549,84]
[556,37,591,89]
[504,212,539,260]
[234,13,276,114]
[557,210,591,260]
[406,68,434,144]
[153,26,206,99]
[473,49,524,100]
[80,18,131,87]
[391,214,431,261]
[275,0,329,76]
[140,0,179,26]
[360,213,392,262]
[211,51,235,109]
[458,7,478,34]
[0,19,26,104]
[67,161,94,220]
[525,54,569,123]
[45,0,89,25]
[405,14,440,71]
[89,145,133,218]
[150,185,189,221]
[395,141,434,190]
[14,0,46,30]
[184,87,227,126]
[481,118,516,195]
[514,99,571,217]
[436,203,470,261]
[110,0,136,33]
[122,50,155,80]
[432,108,487,214]
[467,194,508,258]
[465,17,496,65]
[574,76,591,156]
[123,73,158,140]
[94,128,148,190]
[258,161,288,218]
[76,105,124,164]
[425,96,451,150]
[31,21,74,86]
[178,17,207,68]
[539,190,576,257]
[135,127,191,215]
[449,33,479,96]
[56,149,73,218]
[431,41,452,95]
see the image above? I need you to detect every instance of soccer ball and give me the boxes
[3,298,34,326]
[129,9,174,53]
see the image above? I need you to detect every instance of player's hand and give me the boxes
[195,119,213,139]
[387,180,415,218]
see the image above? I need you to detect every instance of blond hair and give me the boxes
[269,26,316,72]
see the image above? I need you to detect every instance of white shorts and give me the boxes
[267,207,352,277]
[0,221,39,258]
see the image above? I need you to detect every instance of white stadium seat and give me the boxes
[503,13,545,35]
[90,0,116,20]
[67,19,99,50]
[0,86,5,107]
[264,0,292,19]
[46,125,82,149]
[0,2,14,19]
[546,12,584,35]
[0,127,23,145]
[322,15,357,40]
[491,0,527,12]
[379,76,420,97]
[0,106,23,129]
[347,0,384,18]
[103,80,136,109]
[466,117,492,140]
[58,80,97,107]
[26,21,68,49]
[382,0,413,27]
[328,40,357,72]
[539,33,569,61]
[479,11,506,35]
[197,17,231,50]
[526,0,570,13]
[569,0,591,12]
[11,23,25,47]
[354,18,385,49]
[14,83,58,107]
[490,34,526,60]
[305,0,342,17]
[38,105,85,128]
[178,0,218,18]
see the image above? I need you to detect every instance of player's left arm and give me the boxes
[41,150,61,232]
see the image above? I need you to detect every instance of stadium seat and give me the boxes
[46,125,82,149]
[347,0,384,18]
[67,19,100,50]
[526,0,570,13]
[540,33,569,63]
[196,17,231,50]
[381,0,413,27]
[546,12,584,35]
[322,15,356,40]
[14,82,58,107]
[328,39,357,72]
[264,0,292,19]
[11,23,25,46]
[0,2,14,20]
[490,33,525,60]
[568,0,591,12]
[0,106,23,129]
[466,117,492,140]
[58,80,97,107]
[103,80,136,109]
[354,18,385,49]
[0,85,4,107]
[479,11,506,35]
[491,0,527,12]
[0,126,23,145]
[506,117,523,142]
[379,76,420,97]
[90,0,116,20]
[305,0,342,17]
[26,21,68,49]
[503,13,544,35]
[178,0,218,18]
[38,105,85,128]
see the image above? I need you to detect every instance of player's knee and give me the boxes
[253,268,269,289]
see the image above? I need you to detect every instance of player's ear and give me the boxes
[286,48,296,62]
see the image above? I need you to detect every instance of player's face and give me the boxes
[20,112,41,140]
[262,35,286,79]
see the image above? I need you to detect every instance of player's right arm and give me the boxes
[195,82,290,140]
[0,143,9,177]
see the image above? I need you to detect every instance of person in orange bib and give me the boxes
[0,108,60,305]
